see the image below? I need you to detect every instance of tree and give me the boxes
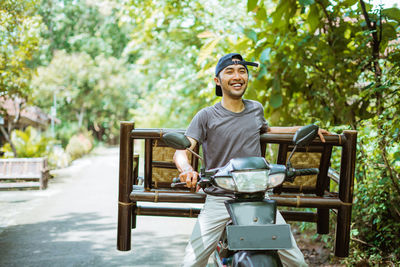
[121,0,254,128]
[37,0,131,63]
[32,51,140,144]
[0,0,43,98]
[0,0,44,156]
[239,0,400,263]
[27,0,139,144]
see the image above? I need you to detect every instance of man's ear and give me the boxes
[214,76,220,86]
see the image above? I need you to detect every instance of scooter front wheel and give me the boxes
[232,250,283,267]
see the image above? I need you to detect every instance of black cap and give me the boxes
[215,53,259,97]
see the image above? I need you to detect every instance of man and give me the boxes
[173,53,328,266]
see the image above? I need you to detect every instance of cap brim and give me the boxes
[216,85,222,97]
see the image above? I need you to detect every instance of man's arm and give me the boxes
[173,136,198,188]
[267,126,330,142]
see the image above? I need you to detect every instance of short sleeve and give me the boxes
[257,102,269,133]
[260,117,269,134]
[185,109,207,144]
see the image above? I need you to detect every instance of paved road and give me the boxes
[0,147,201,267]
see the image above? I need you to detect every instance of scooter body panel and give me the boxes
[226,224,293,250]
[225,199,277,225]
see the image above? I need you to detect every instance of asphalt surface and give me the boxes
[0,147,202,267]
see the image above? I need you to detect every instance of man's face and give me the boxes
[215,59,248,99]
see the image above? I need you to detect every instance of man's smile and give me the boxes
[230,82,244,88]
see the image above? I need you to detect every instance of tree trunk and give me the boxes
[77,106,85,129]
[0,125,17,157]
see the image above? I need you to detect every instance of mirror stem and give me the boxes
[286,144,298,166]
[187,148,203,162]
[187,148,205,177]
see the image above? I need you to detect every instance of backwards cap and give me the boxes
[215,53,259,97]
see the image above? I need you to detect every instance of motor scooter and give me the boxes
[163,125,320,267]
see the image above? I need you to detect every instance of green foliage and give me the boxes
[0,0,44,99]
[350,175,400,264]
[0,126,72,169]
[226,0,400,264]
[123,0,254,128]
[231,1,399,129]
[247,0,258,12]
[36,0,131,63]
[32,50,139,143]
[52,122,81,148]
[26,0,138,144]
[348,105,400,264]
[0,126,54,158]
[47,145,71,169]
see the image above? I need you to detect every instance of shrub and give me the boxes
[343,120,400,266]
[0,126,55,158]
[47,145,71,169]
[54,122,81,148]
[65,131,94,160]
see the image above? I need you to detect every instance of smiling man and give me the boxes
[173,53,327,266]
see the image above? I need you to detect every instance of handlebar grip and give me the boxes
[294,168,319,176]
[171,177,187,188]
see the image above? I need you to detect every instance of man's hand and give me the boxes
[179,170,198,188]
[318,128,330,143]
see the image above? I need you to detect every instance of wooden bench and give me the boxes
[0,157,50,190]
[117,121,357,258]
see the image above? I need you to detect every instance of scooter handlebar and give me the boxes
[293,168,319,176]
[286,167,319,183]
[171,177,187,188]
[171,177,211,188]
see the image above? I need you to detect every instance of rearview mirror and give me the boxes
[162,132,191,150]
[293,124,319,146]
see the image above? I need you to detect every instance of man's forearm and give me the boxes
[173,150,194,173]
[173,149,198,188]
[267,126,301,134]
[268,126,330,143]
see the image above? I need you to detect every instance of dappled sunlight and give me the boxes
[0,212,192,266]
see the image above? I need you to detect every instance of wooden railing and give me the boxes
[117,121,357,257]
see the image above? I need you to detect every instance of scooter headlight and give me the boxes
[214,177,237,191]
[231,170,270,192]
[214,170,286,192]
[268,173,286,187]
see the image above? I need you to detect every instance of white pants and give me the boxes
[182,195,308,267]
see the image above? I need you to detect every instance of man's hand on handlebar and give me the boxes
[179,170,198,188]
[318,128,330,143]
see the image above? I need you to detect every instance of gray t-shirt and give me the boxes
[185,99,268,170]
